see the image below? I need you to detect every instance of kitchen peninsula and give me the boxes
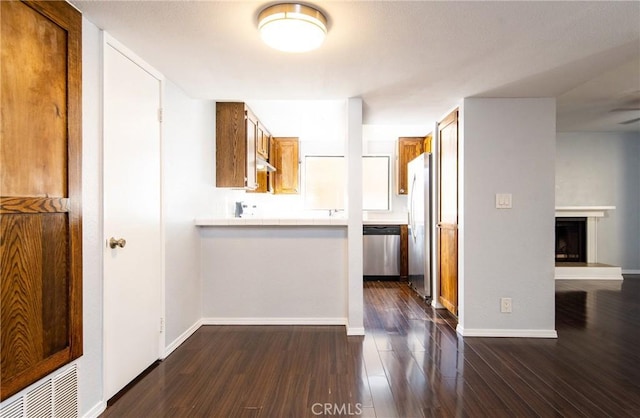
[196,217,348,326]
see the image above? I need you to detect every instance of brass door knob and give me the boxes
[109,237,127,249]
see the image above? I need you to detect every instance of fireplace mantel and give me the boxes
[555,206,615,218]
[555,206,622,280]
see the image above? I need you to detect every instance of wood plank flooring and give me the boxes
[101,276,640,417]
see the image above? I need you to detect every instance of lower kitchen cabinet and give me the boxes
[400,224,408,278]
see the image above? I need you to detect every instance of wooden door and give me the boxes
[103,39,163,400]
[397,137,424,194]
[437,110,459,315]
[0,0,82,400]
[271,138,299,194]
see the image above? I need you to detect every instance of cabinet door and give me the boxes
[256,123,270,159]
[245,113,258,190]
[397,137,424,194]
[247,171,269,193]
[0,0,82,400]
[271,138,299,194]
[424,133,433,153]
[216,102,247,188]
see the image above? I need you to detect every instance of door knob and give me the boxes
[109,237,127,249]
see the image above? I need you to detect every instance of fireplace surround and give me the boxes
[554,206,622,280]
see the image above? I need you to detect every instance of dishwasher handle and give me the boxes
[363,225,401,235]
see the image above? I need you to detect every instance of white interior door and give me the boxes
[103,39,163,400]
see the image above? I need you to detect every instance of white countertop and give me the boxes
[195,217,408,226]
[363,219,407,225]
[195,218,348,226]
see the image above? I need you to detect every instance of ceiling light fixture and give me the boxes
[258,3,327,53]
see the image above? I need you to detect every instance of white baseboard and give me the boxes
[431,300,446,309]
[346,326,365,336]
[622,269,640,275]
[83,401,107,418]
[456,325,558,338]
[162,318,203,360]
[555,265,623,280]
[201,317,348,326]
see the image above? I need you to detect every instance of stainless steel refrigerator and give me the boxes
[407,153,432,300]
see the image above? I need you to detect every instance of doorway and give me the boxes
[103,36,163,400]
[437,109,459,316]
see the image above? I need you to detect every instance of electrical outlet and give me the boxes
[500,297,512,313]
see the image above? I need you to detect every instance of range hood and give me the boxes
[257,157,276,172]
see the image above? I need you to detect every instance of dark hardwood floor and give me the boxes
[101,276,640,417]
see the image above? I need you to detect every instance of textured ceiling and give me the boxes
[72,0,640,132]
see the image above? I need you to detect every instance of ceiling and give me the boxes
[72,0,640,132]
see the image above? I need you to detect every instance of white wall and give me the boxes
[200,227,347,322]
[79,17,105,417]
[459,98,557,337]
[162,81,214,347]
[556,131,640,271]
[346,97,364,335]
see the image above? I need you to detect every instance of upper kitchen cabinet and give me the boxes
[216,102,258,190]
[256,122,270,160]
[271,137,299,194]
[397,137,425,194]
[424,133,433,153]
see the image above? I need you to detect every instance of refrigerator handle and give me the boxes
[409,173,417,240]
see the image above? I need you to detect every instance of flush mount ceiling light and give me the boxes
[258,3,327,53]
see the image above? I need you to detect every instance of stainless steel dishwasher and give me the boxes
[363,225,401,279]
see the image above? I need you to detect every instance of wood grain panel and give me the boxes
[0,0,82,401]
[277,139,298,193]
[41,213,69,356]
[0,0,68,197]
[271,137,299,194]
[247,170,268,193]
[438,226,458,314]
[215,102,247,187]
[400,224,408,278]
[397,137,424,194]
[437,109,458,316]
[423,133,433,153]
[0,197,70,213]
[0,214,45,377]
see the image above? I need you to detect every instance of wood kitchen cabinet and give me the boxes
[257,123,270,160]
[271,137,299,194]
[397,137,425,194]
[216,102,259,190]
[424,133,433,153]
[248,123,272,194]
[400,224,409,278]
[249,171,269,194]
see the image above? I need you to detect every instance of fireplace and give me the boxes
[555,217,587,263]
[554,206,621,280]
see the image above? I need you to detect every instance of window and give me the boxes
[304,155,391,211]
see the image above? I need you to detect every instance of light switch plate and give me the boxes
[495,193,512,209]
